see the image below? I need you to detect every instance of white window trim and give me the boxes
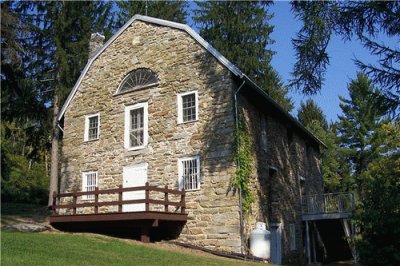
[84,113,100,142]
[289,223,296,251]
[82,171,98,201]
[178,156,201,191]
[177,91,199,124]
[124,102,148,151]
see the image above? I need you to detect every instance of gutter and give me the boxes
[233,79,246,255]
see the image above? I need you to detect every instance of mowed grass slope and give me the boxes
[2,231,262,266]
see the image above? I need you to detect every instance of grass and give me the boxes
[1,231,262,266]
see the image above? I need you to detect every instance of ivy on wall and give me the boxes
[232,116,254,213]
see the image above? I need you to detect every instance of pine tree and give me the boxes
[194,1,293,111]
[336,73,387,199]
[297,99,328,130]
[116,0,188,27]
[9,1,114,205]
[291,1,399,114]
[355,120,400,265]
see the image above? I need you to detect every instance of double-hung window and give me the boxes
[82,171,97,200]
[178,156,200,191]
[84,113,100,141]
[177,91,198,123]
[124,102,148,150]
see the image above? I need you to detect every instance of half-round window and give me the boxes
[118,68,159,94]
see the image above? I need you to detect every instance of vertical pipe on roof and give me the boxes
[234,79,246,255]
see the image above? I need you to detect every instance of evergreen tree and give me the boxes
[5,1,113,205]
[297,99,328,130]
[355,120,400,265]
[291,1,399,114]
[116,0,187,27]
[336,73,387,199]
[194,1,293,111]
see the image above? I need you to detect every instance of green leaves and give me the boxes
[290,1,399,114]
[232,118,254,213]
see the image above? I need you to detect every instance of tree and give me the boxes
[336,73,387,199]
[291,1,399,114]
[354,120,400,265]
[194,1,293,111]
[116,0,187,28]
[297,99,328,130]
[8,1,113,205]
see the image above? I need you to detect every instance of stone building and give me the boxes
[54,15,329,264]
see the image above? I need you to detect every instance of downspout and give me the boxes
[234,79,246,255]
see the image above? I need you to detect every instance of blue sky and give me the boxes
[187,1,397,122]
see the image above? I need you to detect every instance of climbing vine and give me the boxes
[232,116,254,213]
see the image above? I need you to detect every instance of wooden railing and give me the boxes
[301,192,355,215]
[52,182,186,215]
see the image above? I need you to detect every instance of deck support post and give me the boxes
[141,225,150,243]
[306,220,311,265]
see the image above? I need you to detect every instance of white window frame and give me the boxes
[82,171,98,200]
[177,91,199,124]
[289,223,296,251]
[124,102,148,150]
[178,156,201,191]
[84,113,100,141]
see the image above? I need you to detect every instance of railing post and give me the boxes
[118,185,123,212]
[73,194,77,215]
[95,187,99,214]
[145,182,150,212]
[181,188,186,214]
[52,191,57,213]
[164,185,168,213]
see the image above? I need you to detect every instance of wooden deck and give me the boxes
[49,183,188,242]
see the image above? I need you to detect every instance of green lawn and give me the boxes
[1,231,262,266]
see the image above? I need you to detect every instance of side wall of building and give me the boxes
[238,94,324,263]
[60,21,241,252]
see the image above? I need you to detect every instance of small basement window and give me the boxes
[82,171,98,200]
[178,156,200,191]
[177,91,198,124]
[84,113,100,141]
[117,68,159,94]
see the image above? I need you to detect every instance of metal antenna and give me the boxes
[145,0,148,16]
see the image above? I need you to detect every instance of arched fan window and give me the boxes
[118,68,159,94]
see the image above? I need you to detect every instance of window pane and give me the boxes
[88,116,98,140]
[85,172,97,200]
[182,158,199,190]
[182,94,196,122]
[130,108,144,147]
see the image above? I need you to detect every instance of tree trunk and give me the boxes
[48,94,60,207]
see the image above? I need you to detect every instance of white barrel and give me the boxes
[249,222,271,259]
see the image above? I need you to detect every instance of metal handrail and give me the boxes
[301,192,355,215]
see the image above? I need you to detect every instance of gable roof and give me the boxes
[58,15,324,147]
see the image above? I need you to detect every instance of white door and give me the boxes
[271,223,282,265]
[123,164,148,212]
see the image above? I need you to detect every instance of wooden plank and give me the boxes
[50,211,188,223]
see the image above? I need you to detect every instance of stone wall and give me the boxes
[60,21,241,252]
[237,94,324,263]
